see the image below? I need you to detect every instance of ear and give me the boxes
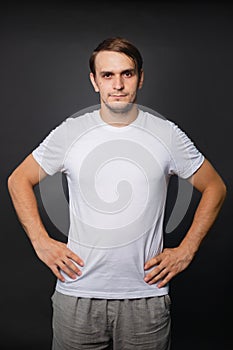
[138,69,144,90]
[90,72,100,92]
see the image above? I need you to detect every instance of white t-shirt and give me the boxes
[32,109,204,299]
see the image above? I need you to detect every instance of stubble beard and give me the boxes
[105,102,133,114]
[104,94,137,115]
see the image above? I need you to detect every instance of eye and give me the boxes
[103,72,112,79]
[124,71,132,77]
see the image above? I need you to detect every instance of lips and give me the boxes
[110,94,127,98]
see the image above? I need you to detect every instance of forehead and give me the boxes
[94,51,135,72]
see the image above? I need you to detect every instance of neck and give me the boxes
[100,103,139,127]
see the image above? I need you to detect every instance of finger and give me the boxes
[144,266,161,281]
[145,267,167,284]
[157,272,173,288]
[144,259,168,280]
[59,261,79,279]
[148,270,174,287]
[67,250,84,266]
[144,256,161,270]
[62,257,82,276]
[51,266,65,282]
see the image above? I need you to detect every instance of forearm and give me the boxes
[144,178,226,287]
[8,174,49,247]
[8,155,84,281]
[179,181,226,256]
[144,159,226,287]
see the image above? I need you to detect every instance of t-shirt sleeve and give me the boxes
[168,121,205,179]
[32,119,69,176]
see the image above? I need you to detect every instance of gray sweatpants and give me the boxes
[51,291,171,350]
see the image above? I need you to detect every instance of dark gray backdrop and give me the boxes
[1,1,232,349]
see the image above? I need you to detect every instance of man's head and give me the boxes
[89,37,144,115]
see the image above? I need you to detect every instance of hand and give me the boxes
[144,247,194,288]
[33,236,84,282]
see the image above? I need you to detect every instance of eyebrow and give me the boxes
[100,68,136,76]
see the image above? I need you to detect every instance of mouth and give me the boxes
[109,94,127,98]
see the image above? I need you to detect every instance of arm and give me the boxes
[8,154,84,282]
[144,159,227,288]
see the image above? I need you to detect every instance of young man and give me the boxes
[8,37,226,349]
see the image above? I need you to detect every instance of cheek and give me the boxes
[128,83,138,95]
[98,81,111,93]
[127,78,139,89]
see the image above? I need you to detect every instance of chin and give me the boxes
[106,102,133,114]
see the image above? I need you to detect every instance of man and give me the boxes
[8,37,226,349]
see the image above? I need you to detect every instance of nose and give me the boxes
[113,75,124,90]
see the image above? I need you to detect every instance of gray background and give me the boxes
[1,1,232,349]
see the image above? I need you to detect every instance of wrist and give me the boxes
[30,229,50,250]
[179,238,199,259]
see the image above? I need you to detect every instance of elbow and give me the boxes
[8,168,27,195]
[220,180,227,203]
[7,170,18,195]
[203,177,227,209]
[214,178,227,208]
[8,171,15,190]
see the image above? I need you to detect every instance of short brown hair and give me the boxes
[89,37,143,77]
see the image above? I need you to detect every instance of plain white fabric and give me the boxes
[32,109,204,299]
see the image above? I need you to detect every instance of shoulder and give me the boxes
[50,109,101,142]
[62,109,100,130]
[139,109,175,144]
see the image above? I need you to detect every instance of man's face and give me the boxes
[90,51,144,114]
